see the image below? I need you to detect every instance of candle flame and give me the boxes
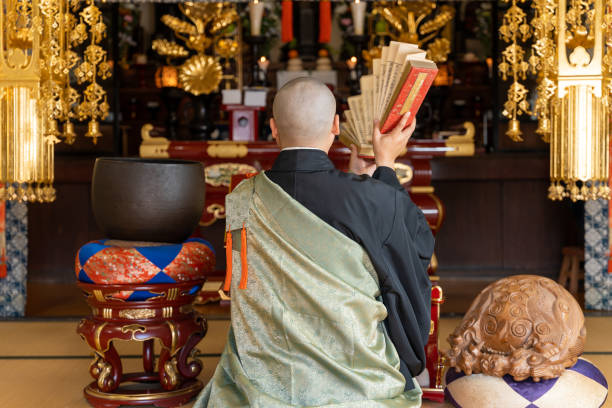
[259,56,267,62]
[350,56,357,63]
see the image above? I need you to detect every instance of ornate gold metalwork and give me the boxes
[166,288,179,301]
[163,357,179,388]
[215,38,240,60]
[206,142,248,158]
[444,122,476,157]
[93,290,105,302]
[199,204,226,227]
[102,308,112,319]
[152,39,189,61]
[410,186,434,194]
[499,0,532,142]
[96,359,113,390]
[94,322,108,352]
[393,163,413,185]
[162,306,173,318]
[530,0,557,140]
[166,320,178,354]
[89,353,103,377]
[204,163,257,187]
[118,308,156,320]
[499,0,610,201]
[153,2,240,94]
[139,124,170,159]
[368,2,454,64]
[179,55,222,96]
[0,0,110,203]
[429,253,438,273]
[548,0,610,201]
[121,324,147,339]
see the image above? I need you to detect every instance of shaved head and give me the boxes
[272,77,337,148]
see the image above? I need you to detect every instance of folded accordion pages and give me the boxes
[340,41,438,157]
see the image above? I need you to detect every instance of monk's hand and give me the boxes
[372,113,416,168]
[349,144,376,176]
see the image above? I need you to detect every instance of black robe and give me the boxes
[265,149,434,390]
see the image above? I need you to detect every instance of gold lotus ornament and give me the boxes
[179,55,222,96]
[215,38,239,59]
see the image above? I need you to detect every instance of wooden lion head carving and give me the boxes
[444,275,586,382]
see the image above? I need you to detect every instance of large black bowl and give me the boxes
[91,158,205,243]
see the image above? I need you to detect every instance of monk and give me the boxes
[196,77,434,407]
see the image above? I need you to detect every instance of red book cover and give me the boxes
[380,63,438,134]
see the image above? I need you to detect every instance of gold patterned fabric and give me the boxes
[195,173,422,407]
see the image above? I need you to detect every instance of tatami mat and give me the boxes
[0,317,610,408]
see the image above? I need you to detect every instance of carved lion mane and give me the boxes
[444,275,586,382]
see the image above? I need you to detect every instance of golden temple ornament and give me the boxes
[0,0,110,202]
[179,55,223,96]
[366,1,455,65]
[153,1,240,95]
[499,0,612,201]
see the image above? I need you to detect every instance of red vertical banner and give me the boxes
[319,1,332,44]
[281,0,293,43]
[0,196,6,279]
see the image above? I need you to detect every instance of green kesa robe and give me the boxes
[195,173,422,407]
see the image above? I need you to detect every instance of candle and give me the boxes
[249,0,265,36]
[486,57,493,78]
[346,56,358,70]
[350,0,367,36]
[257,56,270,71]
[257,57,269,83]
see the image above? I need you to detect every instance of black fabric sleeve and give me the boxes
[379,190,434,385]
[372,166,403,190]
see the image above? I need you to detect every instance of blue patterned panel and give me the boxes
[584,199,612,311]
[0,202,28,318]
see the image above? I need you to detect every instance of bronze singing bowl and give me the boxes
[91,158,205,243]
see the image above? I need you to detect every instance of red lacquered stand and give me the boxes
[139,122,475,402]
[76,280,207,408]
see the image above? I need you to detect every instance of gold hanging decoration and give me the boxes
[499,0,611,201]
[499,0,532,142]
[0,0,110,202]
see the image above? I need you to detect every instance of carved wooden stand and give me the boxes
[77,280,207,408]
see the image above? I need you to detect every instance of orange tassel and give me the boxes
[223,227,232,292]
[318,1,332,44]
[281,1,293,43]
[239,224,248,289]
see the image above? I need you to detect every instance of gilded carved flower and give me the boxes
[179,55,222,96]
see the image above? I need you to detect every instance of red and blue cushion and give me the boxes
[75,238,215,301]
[445,357,608,408]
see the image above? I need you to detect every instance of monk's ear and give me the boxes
[270,118,280,145]
[331,114,340,136]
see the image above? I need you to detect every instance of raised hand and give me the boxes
[372,113,416,168]
[348,144,377,176]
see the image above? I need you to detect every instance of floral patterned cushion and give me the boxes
[75,238,215,301]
